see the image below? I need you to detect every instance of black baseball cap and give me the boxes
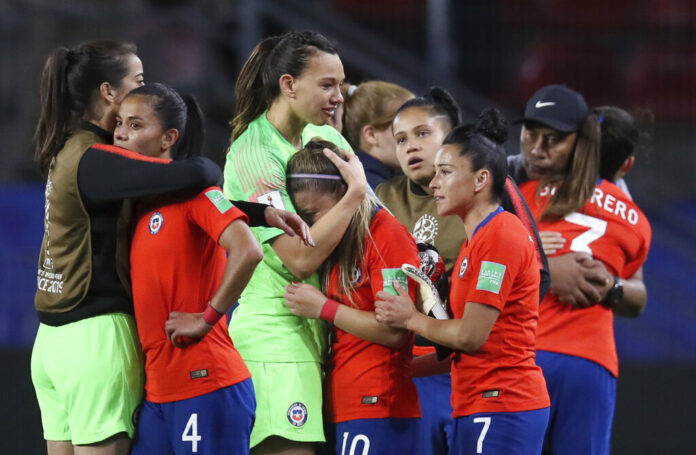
[519,84,588,133]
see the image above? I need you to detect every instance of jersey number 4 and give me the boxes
[182,413,202,453]
[565,213,607,256]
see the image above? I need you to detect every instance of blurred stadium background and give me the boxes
[1,0,695,452]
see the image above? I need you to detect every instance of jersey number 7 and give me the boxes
[564,213,607,256]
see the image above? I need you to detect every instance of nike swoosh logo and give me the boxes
[535,101,556,108]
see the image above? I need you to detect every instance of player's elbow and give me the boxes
[286,259,317,280]
[381,329,410,350]
[239,241,264,270]
[455,331,487,354]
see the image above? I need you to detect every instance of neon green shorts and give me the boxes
[31,313,144,444]
[247,360,324,447]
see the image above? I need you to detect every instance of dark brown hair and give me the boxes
[33,40,138,172]
[231,31,338,141]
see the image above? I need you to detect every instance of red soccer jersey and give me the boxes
[519,179,652,377]
[449,209,549,417]
[130,186,251,403]
[324,208,422,423]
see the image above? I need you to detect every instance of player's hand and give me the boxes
[539,231,566,255]
[165,312,213,348]
[549,253,612,308]
[284,282,327,319]
[265,206,314,247]
[322,148,367,198]
[375,281,417,330]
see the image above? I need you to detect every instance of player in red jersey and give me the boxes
[115,83,263,455]
[514,87,652,455]
[376,109,550,455]
[282,140,422,454]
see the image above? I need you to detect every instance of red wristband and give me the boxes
[319,299,340,323]
[202,303,223,326]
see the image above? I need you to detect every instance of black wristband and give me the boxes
[233,200,270,227]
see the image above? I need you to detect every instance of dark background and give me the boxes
[1,1,695,453]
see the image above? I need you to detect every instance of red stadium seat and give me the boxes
[625,45,696,122]
[515,41,620,107]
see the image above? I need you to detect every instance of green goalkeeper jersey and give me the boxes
[223,112,352,362]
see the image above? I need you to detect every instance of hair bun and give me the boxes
[474,108,508,145]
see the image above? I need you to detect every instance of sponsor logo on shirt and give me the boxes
[482,389,500,398]
[205,189,233,214]
[413,214,438,244]
[287,402,308,427]
[257,190,286,210]
[361,396,379,404]
[459,257,469,278]
[190,369,209,379]
[476,261,506,294]
[149,211,164,235]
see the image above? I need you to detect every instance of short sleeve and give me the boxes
[367,212,419,302]
[459,227,528,312]
[223,134,297,245]
[187,187,249,243]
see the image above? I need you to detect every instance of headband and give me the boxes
[287,173,343,181]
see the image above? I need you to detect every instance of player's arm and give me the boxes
[78,145,221,206]
[547,252,612,308]
[607,267,646,318]
[412,352,452,377]
[271,149,367,279]
[375,282,500,354]
[165,220,263,345]
[284,283,409,349]
[232,201,312,246]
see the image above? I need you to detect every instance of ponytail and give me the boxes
[231,36,282,141]
[33,47,72,172]
[179,95,204,159]
[541,113,601,220]
[230,31,338,141]
[126,83,204,160]
[32,40,138,173]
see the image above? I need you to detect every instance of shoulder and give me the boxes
[303,124,352,151]
[375,174,408,200]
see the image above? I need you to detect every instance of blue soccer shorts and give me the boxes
[131,378,255,455]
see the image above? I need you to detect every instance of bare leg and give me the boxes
[47,441,74,455]
[73,433,131,455]
[251,436,316,455]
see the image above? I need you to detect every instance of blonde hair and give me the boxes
[286,139,379,304]
[342,80,414,150]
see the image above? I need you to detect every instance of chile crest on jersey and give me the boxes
[149,211,164,235]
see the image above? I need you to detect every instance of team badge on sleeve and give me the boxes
[459,257,469,278]
[476,261,506,293]
[149,212,164,234]
[205,189,233,214]
[287,402,307,427]
[257,190,286,210]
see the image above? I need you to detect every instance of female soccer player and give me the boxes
[340,80,414,188]
[223,31,367,454]
[113,83,260,455]
[30,40,309,455]
[516,96,652,455]
[375,109,550,455]
[283,140,421,454]
[29,40,223,455]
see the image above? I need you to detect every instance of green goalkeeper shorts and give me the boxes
[31,313,144,444]
[246,360,325,447]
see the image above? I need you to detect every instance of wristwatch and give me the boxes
[604,276,624,307]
